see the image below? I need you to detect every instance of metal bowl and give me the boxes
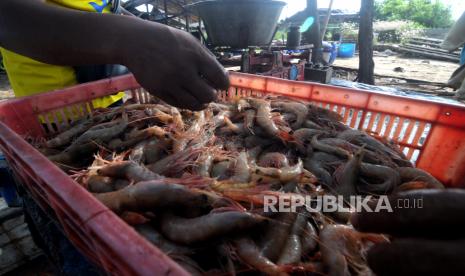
[190,0,286,48]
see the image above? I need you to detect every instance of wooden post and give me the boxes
[320,0,334,39]
[304,0,322,64]
[184,0,190,31]
[164,0,168,25]
[358,0,375,84]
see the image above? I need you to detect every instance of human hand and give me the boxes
[123,22,229,111]
[351,190,465,276]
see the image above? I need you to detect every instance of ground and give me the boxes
[332,52,460,96]
[333,54,457,84]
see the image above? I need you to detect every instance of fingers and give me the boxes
[198,55,230,91]
[170,87,207,111]
[351,189,465,238]
[367,239,465,276]
[183,76,218,104]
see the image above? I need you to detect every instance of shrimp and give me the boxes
[300,221,318,257]
[211,181,257,192]
[108,126,168,151]
[338,129,412,167]
[210,160,231,180]
[49,142,98,169]
[358,163,401,195]
[97,161,162,182]
[332,148,365,199]
[222,117,249,136]
[71,111,128,146]
[277,212,308,265]
[255,159,304,183]
[146,148,202,177]
[272,101,309,129]
[304,158,332,187]
[244,109,256,134]
[230,152,251,183]
[396,167,444,189]
[87,175,115,193]
[311,134,351,159]
[194,152,214,177]
[261,212,297,262]
[143,138,170,165]
[234,238,289,276]
[134,224,194,256]
[170,107,184,130]
[158,212,265,245]
[95,181,208,214]
[247,98,293,141]
[258,152,290,168]
[319,224,387,276]
[172,111,206,153]
[46,120,94,148]
[394,181,432,193]
[292,128,326,155]
[129,141,147,164]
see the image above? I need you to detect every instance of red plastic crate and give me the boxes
[0,72,464,274]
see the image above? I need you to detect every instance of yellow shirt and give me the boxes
[0,0,124,107]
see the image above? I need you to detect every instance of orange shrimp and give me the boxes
[247,98,294,141]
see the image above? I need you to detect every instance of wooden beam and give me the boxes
[304,0,322,64]
[358,0,375,84]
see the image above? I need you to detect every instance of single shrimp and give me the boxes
[97,161,162,182]
[300,221,318,257]
[396,167,444,189]
[258,152,290,168]
[129,141,148,164]
[134,224,194,256]
[319,224,387,276]
[311,134,351,159]
[234,238,289,276]
[221,116,254,137]
[394,181,432,193]
[247,98,293,141]
[95,181,209,214]
[87,175,115,193]
[261,212,297,262]
[272,101,309,130]
[358,163,401,195]
[108,126,168,151]
[46,120,94,148]
[277,212,308,265]
[194,152,214,177]
[172,111,206,153]
[292,128,326,156]
[244,108,256,135]
[170,107,184,130]
[71,111,129,146]
[210,181,257,192]
[143,138,170,164]
[49,142,99,169]
[146,148,203,176]
[332,147,365,199]
[230,152,251,183]
[255,159,304,183]
[210,160,231,180]
[158,211,265,245]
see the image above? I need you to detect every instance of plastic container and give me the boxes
[0,72,465,274]
[338,43,356,58]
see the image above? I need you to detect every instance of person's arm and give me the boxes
[0,0,229,110]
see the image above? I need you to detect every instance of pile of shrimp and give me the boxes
[36,96,444,275]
